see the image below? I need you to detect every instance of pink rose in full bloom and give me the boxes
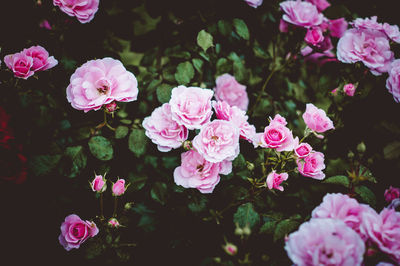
[112,179,127,196]
[66,58,138,112]
[266,171,288,191]
[384,186,400,203]
[23,45,58,72]
[259,117,294,152]
[280,0,324,28]
[305,0,330,11]
[297,151,325,180]
[285,218,365,266]
[386,59,400,103]
[360,208,400,262]
[90,174,106,193]
[329,18,348,38]
[173,150,232,193]
[58,214,99,251]
[293,137,312,158]
[244,0,263,8]
[143,103,188,152]
[169,86,213,130]
[53,0,99,24]
[302,103,334,133]
[192,120,240,163]
[305,27,324,46]
[3,52,34,79]
[343,83,356,96]
[214,74,249,111]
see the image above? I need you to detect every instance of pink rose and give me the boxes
[108,218,121,228]
[337,28,394,76]
[305,27,324,46]
[280,0,324,28]
[352,16,383,31]
[143,103,188,152]
[23,45,58,72]
[53,0,99,24]
[66,57,138,112]
[266,171,288,191]
[384,186,400,203]
[192,120,240,163]
[270,114,287,126]
[112,179,127,196]
[173,150,232,193]
[214,74,249,111]
[329,18,348,38]
[293,137,312,158]
[285,218,365,266]
[383,23,400,43]
[90,174,106,193]
[305,0,330,11]
[343,83,356,96]
[244,0,263,8]
[297,151,325,180]
[302,103,334,133]
[385,59,400,103]
[260,118,294,152]
[3,52,34,79]
[169,86,213,130]
[58,214,99,251]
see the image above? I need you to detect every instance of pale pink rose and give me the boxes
[305,27,324,46]
[293,137,312,158]
[214,74,249,111]
[23,45,58,72]
[360,208,400,262]
[143,103,188,152]
[3,52,34,79]
[337,28,394,76]
[266,171,288,191]
[66,57,138,112]
[343,83,356,96]
[244,0,263,8]
[302,103,334,133]
[329,18,348,38]
[53,0,99,24]
[270,114,287,126]
[251,132,264,148]
[280,0,324,28]
[384,186,400,203]
[192,120,240,163]
[169,86,213,130]
[90,174,106,193]
[58,214,99,251]
[385,59,400,103]
[285,218,365,266]
[173,150,232,193]
[383,23,400,43]
[112,179,127,196]
[305,0,330,11]
[297,151,325,180]
[279,19,289,33]
[108,218,120,228]
[352,16,383,31]
[260,118,294,152]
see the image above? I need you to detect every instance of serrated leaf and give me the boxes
[156,84,173,103]
[88,136,113,161]
[273,219,300,242]
[128,128,147,157]
[192,58,204,74]
[175,61,195,85]
[151,182,168,205]
[115,126,129,139]
[233,19,249,40]
[355,185,376,208]
[323,175,350,188]
[197,30,214,52]
[62,146,87,178]
[29,155,62,176]
[233,203,260,229]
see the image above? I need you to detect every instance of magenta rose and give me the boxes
[293,137,312,158]
[285,218,365,266]
[53,0,99,23]
[266,171,288,191]
[112,179,127,196]
[329,18,348,38]
[384,186,400,203]
[386,59,400,103]
[90,174,106,193]
[58,214,99,251]
[305,0,330,11]
[173,150,232,193]
[192,120,240,163]
[280,0,324,28]
[143,103,188,152]
[214,74,249,111]
[169,86,213,130]
[302,103,334,133]
[244,0,263,8]
[260,118,294,152]
[22,45,58,72]
[66,57,138,112]
[297,151,325,180]
[343,83,356,96]
[3,52,34,79]
[305,27,324,46]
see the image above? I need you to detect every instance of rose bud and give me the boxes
[112,179,128,196]
[108,218,121,228]
[90,174,107,193]
[222,242,238,256]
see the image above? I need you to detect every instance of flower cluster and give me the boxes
[53,0,99,24]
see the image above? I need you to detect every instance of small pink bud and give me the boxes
[108,218,121,228]
[223,243,238,256]
[182,140,192,151]
[105,102,118,113]
[91,175,107,193]
[39,20,52,30]
[343,83,356,96]
[112,179,127,196]
[384,186,400,203]
[304,27,324,46]
[331,88,339,96]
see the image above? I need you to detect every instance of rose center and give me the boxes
[197,164,204,172]
[211,136,219,141]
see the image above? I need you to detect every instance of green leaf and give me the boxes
[115,126,129,139]
[218,20,233,36]
[233,19,249,40]
[197,30,214,52]
[233,203,260,229]
[259,220,277,234]
[188,196,208,213]
[355,185,376,208]
[232,154,246,170]
[62,146,87,178]
[323,175,350,188]
[29,155,62,176]
[192,58,204,74]
[233,59,246,83]
[150,182,168,205]
[128,128,148,157]
[175,61,195,85]
[156,84,173,103]
[273,219,300,242]
[132,4,161,36]
[88,136,113,161]
[216,58,232,76]
[128,172,148,192]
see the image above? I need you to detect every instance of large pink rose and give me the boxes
[297,151,325,180]
[3,52,34,79]
[305,0,330,11]
[337,28,394,76]
[302,103,334,133]
[66,57,138,112]
[22,45,58,72]
[192,120,240,163]
[173,150,232,193]
[385,59,400,103]
[280,0,324,28]
[259,118,294,152]
[53,0,99,24]
[244,0,263,8]
[58,214,99,251]
[285,218,365,266]
[214,74,249,111]
[169,86,213,130]
[143,103,188,152]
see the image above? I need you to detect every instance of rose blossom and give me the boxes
[302,103,334,133]
[293,137,312,158]
[260,117,294,152]
[112,179,127,196]
[352,16,383,31]
[329,18,348,38]
[305,27,324,46]
[173,150,232,193]
[285,218,365,266]
[343,83,356,96]
[280,0,324,28]
[193,120,240,163]
[266,171,288,191]
[90,174,106,193]
[297,151,326,180]
[3,52,34,79]
[384,186,400,203]
[169,86,213,130]
[223,243,238,256]
[58,214,99,251]
[53,0,99,24]
[383,23,400,43]
[305,0,330,11]
[214,74,249,111]
[143,103,188,152]
[244,0,263,8]
[66,57,138,112]
[270,114,287,126]
[385,59,400,103]
[23,45,58,72]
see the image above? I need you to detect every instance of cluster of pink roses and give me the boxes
[53,0,99,24]
[285,193,400,265]
[4,45,58,79]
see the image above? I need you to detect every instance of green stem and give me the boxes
[100,193,104,220]
[113,197,118,217]
[248,68,277,116]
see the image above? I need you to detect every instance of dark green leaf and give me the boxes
[175,61,195,85]
[216,58,232,76]
[156,84,173,103]
[273,219,300,242]
[62,146,87,178]
[259,220,277,234]
[29,155,62,176]
[128,172,147,192]
[192,58,204,74]
[233,203,260,229]
[323,175,350,188]
[115,126,129,139]
[150,182,168,205]
[88,136,113,161]
[217,20,233,36]
[233,19,249,40]
[128,128,148,157]
[355,185,376,208]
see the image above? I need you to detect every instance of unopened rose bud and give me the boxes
[234,227,243,236]
[356,142,366,153]
[343,83,356,96]
[182,140,192,151]
[222,243,238,256]
[124,202,134,210]
[347,151,354,159]
[112,179,128,196]
[246,161,255,171]
[108,218,121,228]
[91,174,107,193]
[331,88,339,96]
[105,102,118,113]
[242,225,251,236]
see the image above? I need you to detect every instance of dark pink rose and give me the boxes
[3,52,34,79]
[53,0,99,24]
[305,0,330,11]
[329,18,348,38]
[112,179,127,196]
[260,116,294,152]
[23,45,58,72]
[266,171,288,191]
[91,174,106,193]
[293,137,312,158]
[343,83,356,96]
[279,19,289,33]
[297,151,325,180]
[384,186,400,203]
[305,27,324,46]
